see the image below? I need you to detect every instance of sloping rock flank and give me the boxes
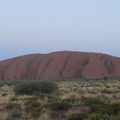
[0,51,120,80]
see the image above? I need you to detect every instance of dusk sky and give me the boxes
[0,0,120,60]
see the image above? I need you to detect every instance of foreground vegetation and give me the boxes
[0,79,120,120]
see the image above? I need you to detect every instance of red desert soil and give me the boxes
[0,51,120,80]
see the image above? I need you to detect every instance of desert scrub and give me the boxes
[25,101,42,119]
[10,96,19,102]
[46,100,72,111]
[14,80,58,95]
[7,108,23,120]
[85,113,120,120]
[62,98,81,106]
[81,97,104,106]
[68,112,88,120]
[90,104,113,114]
[89,103,120,115]
[6,102,23,120]
[6,102,21,111]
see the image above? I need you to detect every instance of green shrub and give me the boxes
[6,103,21,111]
[91,104,113,114]
[85,113,120,120]
[47,100,72,111]
[68,113,88,120]
[6,103,22,120]
[62,98,81,105]
[14,80,58,95]
[25,101,42,119]
[85,113,103,120]
[7,108,22,120]
[10,97,19,102]
[2,93,7,96]
[81,97,104,106]
[110,103,120,114]
[91,103,120,115]
[103,76,108,80]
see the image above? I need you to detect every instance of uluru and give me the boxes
[0,51,120,80]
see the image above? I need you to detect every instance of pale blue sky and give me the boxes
[0,0,120,60]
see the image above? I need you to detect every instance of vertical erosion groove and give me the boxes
[59,54,72,76]
[39,57,53,78]
[75,57,90,77]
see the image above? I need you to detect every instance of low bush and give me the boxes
[25,101,42,119]
[62,98,81,105]
[47,100,72,111]
[14,80,58,95]
[85,113,120,120]
[81,97,104,106]
[7,108,22,120]
[110,103,120,114]
[68,113,88,120]
[91,103,120,115]
[6,103,21,111]
[91,104,113,114]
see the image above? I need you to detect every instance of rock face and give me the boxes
[0,51,120,80]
